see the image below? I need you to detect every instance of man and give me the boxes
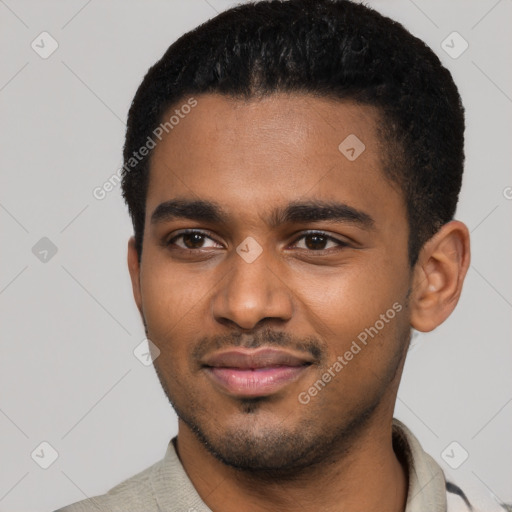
[55,0,504,511]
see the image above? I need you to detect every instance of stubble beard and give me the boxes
[152,334,409,479]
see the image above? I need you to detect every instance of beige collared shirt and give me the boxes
[55,419,501,512]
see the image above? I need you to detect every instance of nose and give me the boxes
[211,248,294,331]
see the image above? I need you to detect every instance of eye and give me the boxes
[167,230,222,250]
[292,231,348,251]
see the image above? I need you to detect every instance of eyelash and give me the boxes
[165,229,349,253]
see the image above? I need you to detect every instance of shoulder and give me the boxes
[53,456,163,512]
[391,419,510,512]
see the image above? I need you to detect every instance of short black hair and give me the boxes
[121,0,465,265]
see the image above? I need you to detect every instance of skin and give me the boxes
[127,93,470,512]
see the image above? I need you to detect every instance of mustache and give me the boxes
[191,327,325,363]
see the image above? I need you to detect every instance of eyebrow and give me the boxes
[150,198,375,230]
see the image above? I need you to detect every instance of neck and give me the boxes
[175,410,408,512]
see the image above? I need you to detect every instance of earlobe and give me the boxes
[127,237,143,317]
[410,221,470,332]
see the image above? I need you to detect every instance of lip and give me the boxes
[201,348,313,398]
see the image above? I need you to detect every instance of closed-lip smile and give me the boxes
[201,347,314,398]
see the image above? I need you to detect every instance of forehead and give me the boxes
[146,93,403,229]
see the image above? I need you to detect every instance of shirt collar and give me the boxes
[393,418,447,512]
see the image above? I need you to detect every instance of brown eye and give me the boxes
[304,233,328,250]
[293,231,347,251]
[167,230,222,250]
[182,232,206,249]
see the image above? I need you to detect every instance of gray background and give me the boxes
[0,1,510,510]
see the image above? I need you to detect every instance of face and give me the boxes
[129,93,414,472]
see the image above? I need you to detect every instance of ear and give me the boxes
[410,220,470,332]
[127,237,143,318]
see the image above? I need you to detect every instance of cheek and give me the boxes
[294,261,402,339]
[296,273,408,413]
[140,267,205,388]
[139,264,210,352]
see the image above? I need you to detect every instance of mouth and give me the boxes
[201,348,314,398]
